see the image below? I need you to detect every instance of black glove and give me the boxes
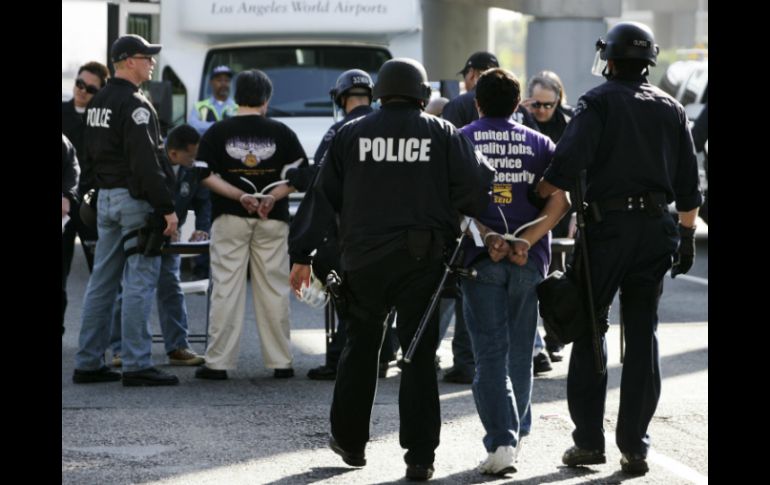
[527,185,547,211]
[671,224,696,278]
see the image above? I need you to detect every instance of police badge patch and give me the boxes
[573,99,588,117]
[132,107,151,125]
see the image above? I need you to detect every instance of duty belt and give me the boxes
[593,192,667,213]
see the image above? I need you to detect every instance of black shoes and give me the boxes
[533,351,553,374]
[72,366,121,384]
[620,452,649,475]
[442,366,474,384]
[274,368,295,379]
[329,436,366,467]
[561,445,606,466]
[307,365,337,380]
[195,366,228,380]
[406,463,434,481]
[122,367,179,386]
[547,347,564,362]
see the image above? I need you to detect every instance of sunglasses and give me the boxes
[531,101,557,110]
[75,78,100,95]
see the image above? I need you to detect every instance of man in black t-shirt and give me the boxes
[194,69,309,381]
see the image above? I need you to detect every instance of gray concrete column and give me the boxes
[422,0,489,81]
[654,11,696,48]
[526,18,608,103]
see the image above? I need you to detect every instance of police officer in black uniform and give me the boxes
[290,68,401,380]
[72,34,180,387]
[536,22,702,475]
[289,58,494,481]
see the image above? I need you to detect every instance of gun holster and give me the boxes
[137,213,168,257]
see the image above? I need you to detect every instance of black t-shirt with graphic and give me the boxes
[197,114,308,222]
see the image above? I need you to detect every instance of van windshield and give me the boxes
[202,46,390,117]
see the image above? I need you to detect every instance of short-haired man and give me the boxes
[73,34,180,386]
[194,69,309,381]
[108,124,210,368]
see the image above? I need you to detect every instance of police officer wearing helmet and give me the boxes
[289,58,494,480]
[73,34,180,387]
[290,68,400,381]
[536,22,701,475]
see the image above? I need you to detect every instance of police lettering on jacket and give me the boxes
[86,108,112,128]
[358,138,431,162]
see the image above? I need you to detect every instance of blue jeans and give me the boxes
[110,253,190,355]
[438,298,475,374]
[534,329,545,354]
[75,189,160,372]
[462,257,542,451]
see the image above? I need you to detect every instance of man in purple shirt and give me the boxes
[459,68,570,476]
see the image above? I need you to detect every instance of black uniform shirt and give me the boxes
[442,88,540,130]
[62,134,80,203]
[196,114,308,223]
[289,105,375,266]
[314,105,374,164]
[544,74,702,211]
[310,101,494,271]
[83,77,174,215]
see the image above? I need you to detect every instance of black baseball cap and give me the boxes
[111,34,162,63]
[459,51,499,75]
[210,65,234,79]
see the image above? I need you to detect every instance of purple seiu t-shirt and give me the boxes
[460,117,556,277]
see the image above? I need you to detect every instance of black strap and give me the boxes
[594,192,667,213]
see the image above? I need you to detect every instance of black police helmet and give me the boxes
[330,69,374,109]
[372,58,431,105]
[598,21,659,66]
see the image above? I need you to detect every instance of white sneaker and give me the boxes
[477,445,517,476]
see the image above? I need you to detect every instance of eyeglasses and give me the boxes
[75,78,100,95]
[530,101,557,110]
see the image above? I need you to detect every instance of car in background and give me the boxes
[659,58,708,225]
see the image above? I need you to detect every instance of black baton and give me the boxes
[403,230,474,364]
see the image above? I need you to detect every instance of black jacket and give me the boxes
[544,74,702,211]
[62,134,80,203]
[288,104,375,272]
[442,88,539,130]
[292,101,494,271]
[83,77,174,215]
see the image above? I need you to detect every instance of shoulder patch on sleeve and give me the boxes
[573,98,588,117]
[131,107,151,125]
[323,128,336,143]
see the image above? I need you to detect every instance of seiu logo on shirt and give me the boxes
[358,138,431,162]
[86,108,112,128]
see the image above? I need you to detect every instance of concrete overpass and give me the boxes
[422,0,706,105]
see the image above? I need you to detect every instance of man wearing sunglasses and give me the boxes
[73,34,180,387]
[62,61,109,336]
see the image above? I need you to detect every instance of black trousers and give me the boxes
[327,308,398,367]
[567,211,678,456]
[330,247,443,466]
[62,201,98,332]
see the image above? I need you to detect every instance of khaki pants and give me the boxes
[205,215,291,370]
